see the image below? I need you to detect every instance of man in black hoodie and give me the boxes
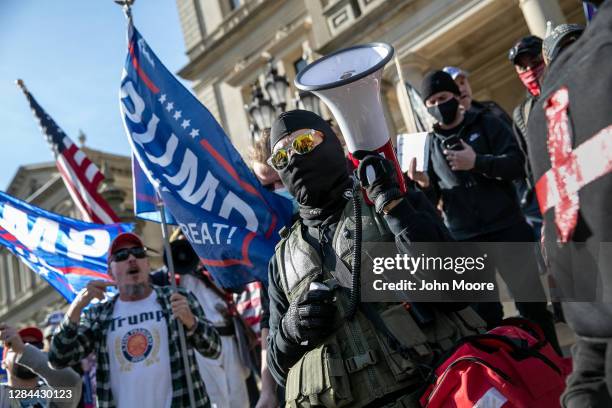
[407,70,560,353]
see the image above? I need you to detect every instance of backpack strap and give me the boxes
[500,317,546,346]
[513,100,529,141]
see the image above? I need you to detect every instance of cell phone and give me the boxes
[443,135,463,151]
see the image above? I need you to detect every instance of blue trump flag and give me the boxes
[0,191,133,302]
[132,154,177,224]
[119,25,292,289]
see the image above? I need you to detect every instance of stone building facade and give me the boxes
[175,0,585,158]
[0,145,164,326]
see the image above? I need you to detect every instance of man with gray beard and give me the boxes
[48,232,222,408]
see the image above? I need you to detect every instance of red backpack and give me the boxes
[420,318,572,408]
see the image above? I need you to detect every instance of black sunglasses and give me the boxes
[112,247,147,262]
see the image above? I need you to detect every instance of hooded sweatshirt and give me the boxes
[424,110,526,240]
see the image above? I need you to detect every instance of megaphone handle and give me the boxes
[347,148,407,207]
[346,154,373,206]
[372,141,407,194]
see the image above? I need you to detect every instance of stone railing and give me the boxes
[193,0,271,56]
[323,0,387,37]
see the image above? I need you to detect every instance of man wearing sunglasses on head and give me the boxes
[1,325,82,408]
[266,110,484,407]
[48,232,222,408]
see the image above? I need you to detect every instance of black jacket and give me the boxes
[472,100,513,128]
[525,0,612,338]
[424,110,525,240]
[266,190,451,386]
[512,95,542,218]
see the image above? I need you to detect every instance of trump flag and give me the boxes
[0,191,133,302]
[119,25,292,289]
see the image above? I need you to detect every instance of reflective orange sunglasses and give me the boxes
[267,130,319,170]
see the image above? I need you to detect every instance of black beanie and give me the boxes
[270,109,334,152]
[420,70,460,102]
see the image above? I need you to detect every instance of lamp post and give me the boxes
[297,90,322,116]
[264,60,289,113]
[247,84,276,133]
[249,122,261,143]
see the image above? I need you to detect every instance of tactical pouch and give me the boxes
[449,307,487,337]
[421,309,460,352]
[286,341,353,408]
[375,304,433,382]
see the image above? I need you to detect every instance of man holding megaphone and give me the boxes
[265,109,485,408]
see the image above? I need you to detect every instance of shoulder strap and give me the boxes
[513,100,529,140]
[523,98,534,124]
[274,221,302,296]
[327,230,353,289]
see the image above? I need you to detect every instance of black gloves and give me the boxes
[281,289,336,346]
[355,152,402,213]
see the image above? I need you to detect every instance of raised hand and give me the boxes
[67,280,116,323]
[0,324,24,354]
[407,157,430,188]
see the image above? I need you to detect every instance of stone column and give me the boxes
[380,81,398,139]
[392,54,430,134]
[99,162,127,219]
[518,0,566,38]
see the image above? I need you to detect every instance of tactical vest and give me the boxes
[275,195,485,408]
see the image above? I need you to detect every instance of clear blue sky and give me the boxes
[0,1,189,190]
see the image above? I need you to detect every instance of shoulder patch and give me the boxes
[279,226,290,239]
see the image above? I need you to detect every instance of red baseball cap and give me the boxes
[2,327,44,360]
[108,232,144,264]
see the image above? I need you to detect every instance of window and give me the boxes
[228,0,241,11]
[294,58,308,76]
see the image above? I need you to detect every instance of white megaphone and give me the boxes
[295,42,406,195]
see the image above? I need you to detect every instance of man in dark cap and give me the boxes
[266,109,484,407]
[508,35,545,237]
[407,70,560,353]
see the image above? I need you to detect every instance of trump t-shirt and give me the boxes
[107,291,172,408]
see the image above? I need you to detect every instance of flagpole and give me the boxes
[158,199,198,408]
[113,1,196,406]
[113,0,134,22]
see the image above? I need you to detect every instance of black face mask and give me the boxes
[13,364,38,380]
[277,134,350,225]
[428,98,459,125]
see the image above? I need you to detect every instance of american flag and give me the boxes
[235,281,263,341]
[17,80,120,224]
